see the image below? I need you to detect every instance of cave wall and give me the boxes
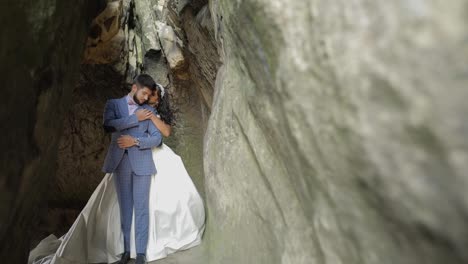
[202,0,468,263]
[0,0,105,262]
[160,0,221,197]
[43,2,132,241]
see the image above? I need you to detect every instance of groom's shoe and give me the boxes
[117,251,130,264]
[135,253,147,264]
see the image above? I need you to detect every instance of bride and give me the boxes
[29,84,206,264]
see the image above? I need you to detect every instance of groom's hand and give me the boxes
[117,135,136,148]
[136,109,153,121]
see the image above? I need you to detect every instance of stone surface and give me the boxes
[159,24,187,74]
[155,0,221,198]
[0,0,105,262]
[83,0,126,64]
[50,65,127,207]
[180,3,220,111]
[202,0,468,263]
[48,0,132,223]
[134,0,162,54]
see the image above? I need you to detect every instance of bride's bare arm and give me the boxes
[150,114,172,137]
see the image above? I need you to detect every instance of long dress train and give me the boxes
[28,144,205,264]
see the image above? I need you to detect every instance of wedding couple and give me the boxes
[29,74,205,264]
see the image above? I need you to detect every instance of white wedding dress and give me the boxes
[29,144,205,264]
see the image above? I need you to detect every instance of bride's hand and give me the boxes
[136,109,152,121]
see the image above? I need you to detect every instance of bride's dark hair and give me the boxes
[154,83,175,126]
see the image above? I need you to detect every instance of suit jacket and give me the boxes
[101,96,162,175]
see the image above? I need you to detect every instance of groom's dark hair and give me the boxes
[133,74,157,91]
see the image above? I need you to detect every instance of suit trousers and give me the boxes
[114,151,151,254]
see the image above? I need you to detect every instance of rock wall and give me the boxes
[0,0,105,262]
[49,65,127,209]
[162,0,221,196]
[202,0,468,263]
[49,0,130,211]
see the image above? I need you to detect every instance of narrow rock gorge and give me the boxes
[2,0,468,263]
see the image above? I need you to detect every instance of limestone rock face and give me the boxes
[159,24,187,75]
[50,65,127,207]
[0,0,105,262]
[203,0,468,263]
[83,0,126,64]
[180,3,219,111]
[51,0,132,211]
[158,0,221,196]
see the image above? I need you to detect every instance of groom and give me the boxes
[102,74,162,264]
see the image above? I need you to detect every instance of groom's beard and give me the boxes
[133,94,146,105]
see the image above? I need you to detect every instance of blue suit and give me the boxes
[102,96,162,254]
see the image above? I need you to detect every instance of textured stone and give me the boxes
[141,0,210,198]
[180,4,220,111]
[154,0,222,199]
[51,65,127,208]
[134,0,162,54]
[159,24,187,74]
[203,0,468,263]
[49,0,132,213]
[83,0,125,64]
